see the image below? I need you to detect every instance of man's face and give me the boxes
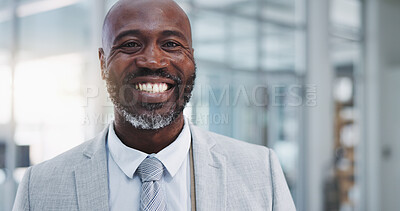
[100,0,196,130]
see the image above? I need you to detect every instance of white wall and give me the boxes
[306,0,334,210]
[378,1,400,210]
[365,0,400,210]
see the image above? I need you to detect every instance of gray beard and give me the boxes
[105,78,182,130]
[116,103,177,130]
[104,65,195,130]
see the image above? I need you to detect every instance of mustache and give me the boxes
[122,68,182,85]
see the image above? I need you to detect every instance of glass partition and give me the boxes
[327,0,363,210]
[185,0,307,204]
[0,14,12,211]
[13,0,91,166]
[0,0,365,210]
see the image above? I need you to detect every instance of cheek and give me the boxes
[171,53,195,79]
[107,54,135,80]
[170,55,195,101]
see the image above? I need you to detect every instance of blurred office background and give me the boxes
[0,0,399,210]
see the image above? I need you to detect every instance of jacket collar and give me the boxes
[74,123,227,211]
[189,124,227,211]
[74,126,110,211]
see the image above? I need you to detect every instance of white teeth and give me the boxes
[153,84,159,93]
[136,83,169,93]
[145,83,152,92]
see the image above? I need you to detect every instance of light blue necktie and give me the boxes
[137,157,167,211]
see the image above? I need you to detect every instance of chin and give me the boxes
[115,102,183,130]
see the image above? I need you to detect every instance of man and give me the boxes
[13,0,296,210]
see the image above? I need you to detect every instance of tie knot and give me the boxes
[137,157,164,182]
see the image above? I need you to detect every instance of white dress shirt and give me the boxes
[106,119,192,211]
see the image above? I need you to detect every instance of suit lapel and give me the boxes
[74,127,110,211]
[190,124,227,211]
[72,123,227,211]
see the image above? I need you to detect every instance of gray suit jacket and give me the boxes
[13,124,296,211]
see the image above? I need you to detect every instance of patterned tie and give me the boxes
[137,157,167,211]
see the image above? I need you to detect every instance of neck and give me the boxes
[113,112,185,154]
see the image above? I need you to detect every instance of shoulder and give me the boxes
[30,140,91,174]
[28,127,107,179]
[210,130,269,154]
[190,124,270,153]
[189,124,296,209]
[13,128,109,210]
[190,124,273,167]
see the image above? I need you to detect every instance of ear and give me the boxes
[98,48,106,80]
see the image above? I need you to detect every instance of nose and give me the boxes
[135,44,168,70]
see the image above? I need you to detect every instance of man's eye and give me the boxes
[164,42,179,48]
[123,42,140,48]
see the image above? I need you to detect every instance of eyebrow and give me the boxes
[161,30,188,42]
[113,30,141,45]
[112,29,189,45]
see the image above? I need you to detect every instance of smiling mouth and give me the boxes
[126,76,178,104]
[133,82,174,93]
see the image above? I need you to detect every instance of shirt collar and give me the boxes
[107,118,191,179]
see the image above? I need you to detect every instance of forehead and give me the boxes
[104,1,191,44]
